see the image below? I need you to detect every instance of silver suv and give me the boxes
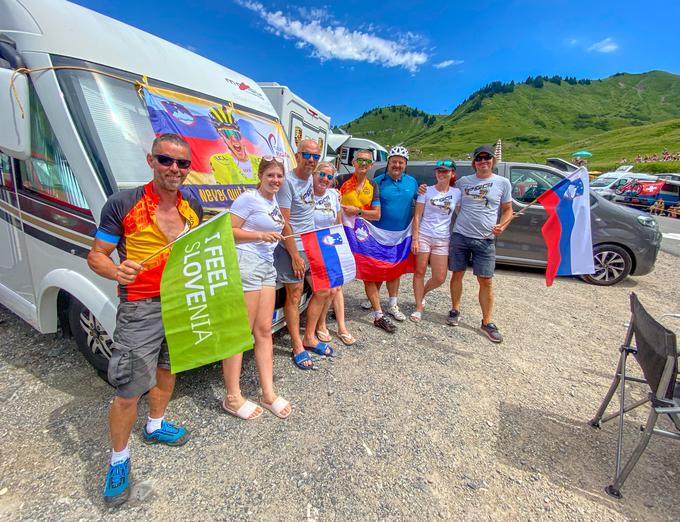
[366,160,661,285]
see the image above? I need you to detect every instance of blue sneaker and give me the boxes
[142,420,190,446]
[103,458,130,507]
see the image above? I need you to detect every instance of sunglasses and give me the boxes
[355,158,373,166]
[318,172,334,181]
[261,155,284,164]
[154,154,192,169]
[300,152,321,161]
[475,154,494,162]
[222,129,241,140]
[436,160,455,168]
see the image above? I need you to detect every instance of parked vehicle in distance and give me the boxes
[619,175,680,213]
[0,0,309,380]
[590,172,657,201]
[327,132,388,175]
[368,160,662,286]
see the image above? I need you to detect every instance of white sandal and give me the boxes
[221,398,263,420]
[260,396,292,419]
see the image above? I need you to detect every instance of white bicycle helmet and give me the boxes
[388,145,409,160]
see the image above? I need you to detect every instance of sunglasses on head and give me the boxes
[222,129,241,140]
[355,158,373,166]
[475,154,494,162]
[435,160,455,169]
[300,152,321,161]
[154,154,192,169]
[261,155,285,164]
[318,171,334,180]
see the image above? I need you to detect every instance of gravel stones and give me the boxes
[0,251,679,519]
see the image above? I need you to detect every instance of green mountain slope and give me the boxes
[337,105,440,147]
[535,118,680,171]
[340,71,680,165]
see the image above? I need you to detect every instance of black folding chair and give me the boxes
[590,292,680,498]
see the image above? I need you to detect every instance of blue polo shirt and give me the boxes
[373,172,418,231]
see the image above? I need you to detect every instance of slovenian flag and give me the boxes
[143,86,227,174]
[342,216,415,282]
[301,225,356,292]
[537,167,595,286]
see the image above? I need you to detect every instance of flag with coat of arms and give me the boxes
[300,225,356,291]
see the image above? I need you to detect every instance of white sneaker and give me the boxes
[386,304,406,322]
[360,300,373,310]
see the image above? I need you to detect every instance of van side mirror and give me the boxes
[0,69,30,160]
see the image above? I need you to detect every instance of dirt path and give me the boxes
[0,252,678,520]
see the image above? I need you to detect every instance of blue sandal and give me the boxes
[304,342,335,358]
[292,350,317,370]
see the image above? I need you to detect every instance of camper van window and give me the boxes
[17,89,89,212]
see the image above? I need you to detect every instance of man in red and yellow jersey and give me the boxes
[87,133,202,507]
[338,149,381,217]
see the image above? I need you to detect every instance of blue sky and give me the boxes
[73,0,680,125]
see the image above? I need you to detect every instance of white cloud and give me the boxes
[588,37,618,53]
[235,1,428,72]
[433,59,463,69]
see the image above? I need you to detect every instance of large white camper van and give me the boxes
[0,0,303,377]
[259,82,330,156]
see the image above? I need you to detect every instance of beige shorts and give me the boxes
[418,234,449,256]
[237,249,277,291]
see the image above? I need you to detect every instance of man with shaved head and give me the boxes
[274,139,334,369]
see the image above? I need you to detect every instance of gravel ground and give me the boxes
[1,251,679,521]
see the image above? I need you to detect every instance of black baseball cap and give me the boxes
[472,144,495,159]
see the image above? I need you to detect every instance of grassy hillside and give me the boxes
[337,105,441,147]
[533,118,680,172]
[340,71,680,169]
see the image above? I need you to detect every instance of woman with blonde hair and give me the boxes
[221,157,291,420]
[312,162,356,346]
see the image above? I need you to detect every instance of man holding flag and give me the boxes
[87,134,203,506]
[274,139,334,369]
[448,145,512,343]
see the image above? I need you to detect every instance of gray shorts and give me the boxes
[273,244,310,284]
[237,249,277,291]
[449,232,496,278]
[108,298,169,398]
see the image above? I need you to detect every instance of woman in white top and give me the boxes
[222,157,291,420]
[410,161,461,322]
[312,162,356,346]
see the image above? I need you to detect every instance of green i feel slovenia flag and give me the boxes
[160,211,252,373]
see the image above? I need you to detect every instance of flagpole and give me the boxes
[139,230,190,266]
[139,209,230,266]
[482,196,543,239]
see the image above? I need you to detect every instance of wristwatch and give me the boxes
[358,209,363,216]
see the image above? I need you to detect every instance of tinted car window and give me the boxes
[509,167,564,204]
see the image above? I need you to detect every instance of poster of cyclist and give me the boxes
[141,85,295,209]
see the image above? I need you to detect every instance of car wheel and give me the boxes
[581,244,632,286]
[68,297,112,378]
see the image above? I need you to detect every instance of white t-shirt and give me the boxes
[229,189,285,262]
[416,186,461,239]
[275,171,315,250]
[313,190,341,229]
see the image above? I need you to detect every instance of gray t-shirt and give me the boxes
[276,170,315,249]
[453,174,512,239]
